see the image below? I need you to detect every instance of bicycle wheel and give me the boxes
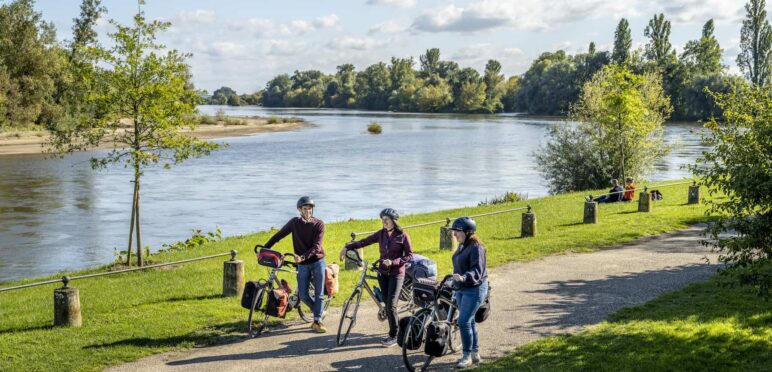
[398,279,414,313]
[247,287,267,337]
[336,289,362,346]
[297,289,333,323]
[446,307,461,354]
[402,308,433,372]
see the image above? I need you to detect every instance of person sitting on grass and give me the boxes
[623,177,636,202]
[587,179,624,203]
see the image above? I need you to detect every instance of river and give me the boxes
[0,107,709,282]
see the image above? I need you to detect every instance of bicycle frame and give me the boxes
[352,258,386,310]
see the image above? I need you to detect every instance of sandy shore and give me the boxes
[0,116,310,156]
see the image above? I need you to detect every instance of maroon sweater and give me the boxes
[264,217,325,264]
[346,229,413,276]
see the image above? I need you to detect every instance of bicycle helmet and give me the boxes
[296,196,315,208]
[451,217,476,234]
[379,208,399,220]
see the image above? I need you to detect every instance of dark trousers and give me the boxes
[377,273,404,338]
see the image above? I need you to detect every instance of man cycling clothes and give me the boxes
[263,196,328,333]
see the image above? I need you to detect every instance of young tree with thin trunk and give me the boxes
[612,19,632,65]
[737,0,772,87]
[49,3,219,266]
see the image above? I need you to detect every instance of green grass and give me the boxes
[478,266,772,372]
[0,180,715,371]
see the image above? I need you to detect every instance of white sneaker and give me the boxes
[455,354,472,369]
[471,352,481,364]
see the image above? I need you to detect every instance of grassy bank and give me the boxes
[0,181,714,371]
[478,265,772,371]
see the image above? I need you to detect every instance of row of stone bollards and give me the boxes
[584,183,700,224]
[438,208,537,250]
[52,250,245,327]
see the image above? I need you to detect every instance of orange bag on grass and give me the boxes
[325,263,339,296]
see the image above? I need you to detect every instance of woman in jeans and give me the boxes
[450,217,488,368]
[340,208,413,347]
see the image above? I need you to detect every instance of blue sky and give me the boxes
[33,0,759,93]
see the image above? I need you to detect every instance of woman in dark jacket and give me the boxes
[340,208,413,347]
[450,217,488,368]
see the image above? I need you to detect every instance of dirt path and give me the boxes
[107,227,718,372]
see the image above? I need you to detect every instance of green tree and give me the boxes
[737,0,772,87]
[419,48,441,79]
[329,63,356,108]
[643,13,674,66]
[483,59,504,113]
[612,18,632,65]
[0,0,64,129]
[691,83,772,297]
[536,65,671,192]
[413,78,452,112]
[388,57,416,111]
[515,51,579,115]
[49,5,219,266]
[501,76,521,112]
[356,62,391,110]
[681,19,724,75]
[262,74,291,107]
[455,80,487,112]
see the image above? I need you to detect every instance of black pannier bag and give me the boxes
[241,281,264,310]
[412,277,440,307]
[475,288,491,323]
[397,316,423,350]
[424,321,450,357]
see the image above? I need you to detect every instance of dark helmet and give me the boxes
[296,196,315,208]
[379,208,399,220]
[451,217,476,234]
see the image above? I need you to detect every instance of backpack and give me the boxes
[241,281,264,310]
[424,321,450,357]
[650,189,663,200]
[406,254,438,281]
[475,289,491,323]
[324,263,339,296]
[397,316,423,350]
[266,288,289,318]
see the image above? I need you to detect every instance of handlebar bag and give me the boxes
[258,248,284,268]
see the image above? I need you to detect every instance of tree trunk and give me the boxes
[126,181,137,266]
[134,164,143,267]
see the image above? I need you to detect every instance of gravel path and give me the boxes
[107,227,718,372]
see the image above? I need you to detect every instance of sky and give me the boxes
[31,0,761,93]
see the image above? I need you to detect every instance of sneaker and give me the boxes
[311,322,327,333]
[455,354,472,369]
[471,352,481,364]
[381,336,398,347]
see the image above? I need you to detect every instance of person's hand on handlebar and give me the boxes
[381,259,392,267]
[339,246,347,261]
[452,273,464,282]
[293,254,302,263]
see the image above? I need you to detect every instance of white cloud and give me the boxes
[267,40,309,56]
[230,14,338,36]
[366,0,417,8]
[658,0,745,24]
[411,0,637,33]
[313,14,340,28]
[452,43,492,61]
[328,37,386,51]
[369,19,410,34]
[503,47,523,56]
[177,9,216,25]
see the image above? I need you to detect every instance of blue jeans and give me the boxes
[297,258,326,322]
[454,280,488,354]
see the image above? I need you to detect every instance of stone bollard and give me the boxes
[223,250,245,297]
[638,187,652,212]
[583,201,598,224]
[53,276,81,327]
[521,205,537,237]
[440,221,456,250]
[688,182,700,205]
[345,248,364,270]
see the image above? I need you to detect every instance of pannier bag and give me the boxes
[258,248,284,268]
[397,316,424,350]
[424,321,450,357]
[241,281,264,310]
[325,263,340,296]
[412,277,440,307]
[406,254,437,280]
[266,288,290,318]
[475,287,491,323]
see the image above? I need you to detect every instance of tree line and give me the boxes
[208,3,772,122]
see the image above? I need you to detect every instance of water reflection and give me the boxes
[0,108,711,282]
